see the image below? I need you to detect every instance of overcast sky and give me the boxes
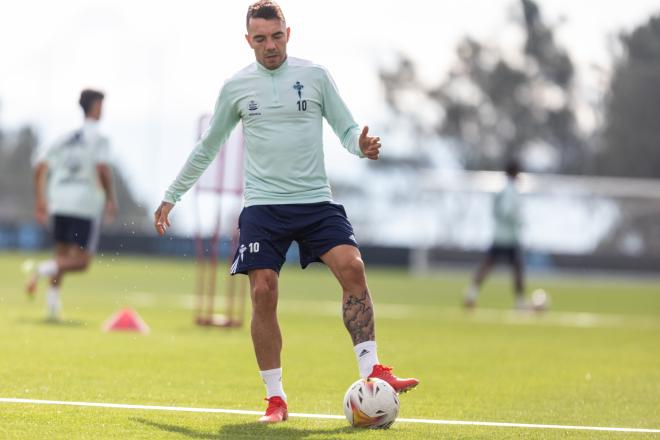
[1,0,659,212]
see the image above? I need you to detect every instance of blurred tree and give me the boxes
[0,127,37,220]
[379,0,586,172]
[597,14,660,178]
[592,14,660,256]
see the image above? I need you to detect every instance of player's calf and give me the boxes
[24,260,58,297]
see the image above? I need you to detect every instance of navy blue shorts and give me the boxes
[52,214,99,251]
[488,244,522,265]
[230,202,358,275]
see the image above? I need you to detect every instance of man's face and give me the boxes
[88,99,103,121]
[245,18,290,70]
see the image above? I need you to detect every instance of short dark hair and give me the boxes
[246,1,285,28]
[79,89,104,115]
[505,159,521,178]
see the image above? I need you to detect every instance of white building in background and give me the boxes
[329,144,659,256]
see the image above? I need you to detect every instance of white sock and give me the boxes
[465,284,479,301]
[354,341,379,378]
[260,368,286,401]
[37,260,58,278]
[46,286,61,318]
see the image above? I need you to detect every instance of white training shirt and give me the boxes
[164,57,364,207]
[39,120,110,219]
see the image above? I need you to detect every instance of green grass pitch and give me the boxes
[1,251,659,439]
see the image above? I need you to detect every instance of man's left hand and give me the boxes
[359,126,381,160]
[104,200,117,224]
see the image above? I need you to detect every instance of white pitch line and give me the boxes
[1,398,659,434]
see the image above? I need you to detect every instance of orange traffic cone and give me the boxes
[103,307,150,334]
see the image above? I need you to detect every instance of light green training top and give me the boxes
[40,120,109,219]
[164,57,364,206]
[492,178,522,246]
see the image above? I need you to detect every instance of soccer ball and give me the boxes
[343,378,399,429]
[531,288,550,312]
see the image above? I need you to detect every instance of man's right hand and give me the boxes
[154,201,174,236]
[35,198,48,225]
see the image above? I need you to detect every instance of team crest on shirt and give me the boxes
[247,100,261,116]
[293,81,304,99]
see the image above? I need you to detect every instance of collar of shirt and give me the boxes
[82,119,100,143]
[256,57,289,75]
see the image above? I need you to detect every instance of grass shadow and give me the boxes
[133,418,359,439]
[16,316,87,328]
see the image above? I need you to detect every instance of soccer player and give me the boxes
[26,89,117,320]
[464,159,526,309]
[154,0,419,424]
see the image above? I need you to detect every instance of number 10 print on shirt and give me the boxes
[294,81,306,111]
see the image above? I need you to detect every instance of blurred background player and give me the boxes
[26,89,117,320]
[464,159,525,310]
[154,0,418,424]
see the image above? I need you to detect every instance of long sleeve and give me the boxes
[163,85,240,204]
[320,69,364,158]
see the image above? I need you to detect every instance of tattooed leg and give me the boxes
[343,289,375,345]
[319,245,376,344]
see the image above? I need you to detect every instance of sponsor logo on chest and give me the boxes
[247,100,261,116]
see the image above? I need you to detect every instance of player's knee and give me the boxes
[337,256,366,288]
[251,279,278,312]
[77,253,92,270]
[252,281,274,297]
[342,256,365,277]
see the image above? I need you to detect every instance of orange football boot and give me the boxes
[368,364,419,393]
[258,396,288,424]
